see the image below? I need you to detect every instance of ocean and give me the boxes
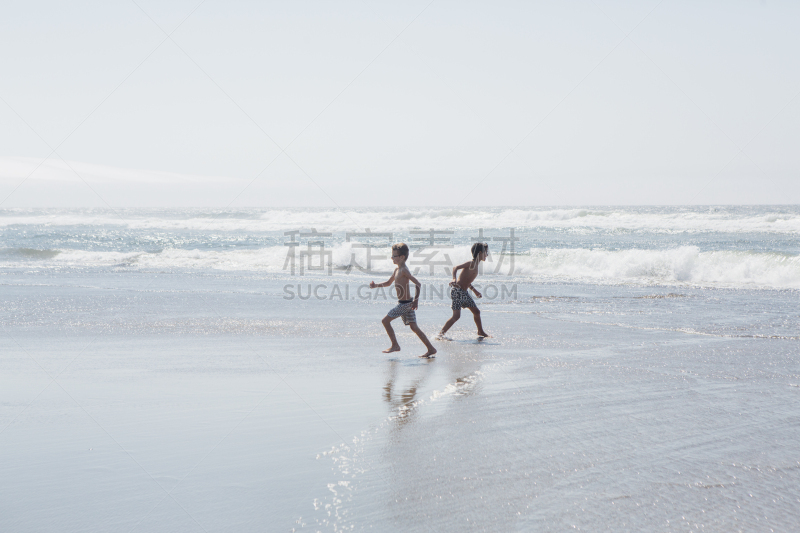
[2,206,799,531]
[2,206,800,288]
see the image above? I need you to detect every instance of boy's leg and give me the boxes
[409,322,437,358]
[381,315,401,352]
[439,308,461,335]
[467,306,490,337]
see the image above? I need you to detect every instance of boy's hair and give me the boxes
[392,243,410,259]
[471,242,488,259]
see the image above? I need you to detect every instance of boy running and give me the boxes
[438,242,491,339]
[370,243,437,358]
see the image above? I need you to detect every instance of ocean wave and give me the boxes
[2,243,798,290]
[512,246,800,289]
[0,247,62,259]
[1,207,799,234]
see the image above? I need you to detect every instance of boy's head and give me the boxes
[471,242,488,262]
[391,243,410,265]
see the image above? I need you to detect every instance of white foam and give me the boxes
[511,246,800,289]
[1,207,800,234]
[4,243,798,290]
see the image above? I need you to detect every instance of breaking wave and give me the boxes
[513,246,800,289]
[3,244,798,289]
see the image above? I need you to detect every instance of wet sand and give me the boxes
[2,272,799,531]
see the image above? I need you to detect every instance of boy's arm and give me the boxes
[407,272,422,310]
[450,261,471,285]
[369,269,396,288]
[452,262,468,280]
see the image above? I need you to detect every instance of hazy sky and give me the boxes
[1,0,798,207]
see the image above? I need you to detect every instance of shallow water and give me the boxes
[2,266,798,531]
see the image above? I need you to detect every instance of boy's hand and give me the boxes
[411,300,419,310]
[369,281,376,289]
[472,288,482,298]
[449,280,458,288]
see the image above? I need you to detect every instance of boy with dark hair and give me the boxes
[370,243,437,358]
[438,242,491,339]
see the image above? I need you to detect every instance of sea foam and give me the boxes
[4,244,798,290]
[1,207,800,234]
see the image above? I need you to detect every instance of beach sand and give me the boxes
[2,270,799,531]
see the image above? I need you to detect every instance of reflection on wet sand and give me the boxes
[383,359,434,424]
[376,352,491,530]
[382,355,485,428]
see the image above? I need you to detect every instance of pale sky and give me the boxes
[1,0,798,207]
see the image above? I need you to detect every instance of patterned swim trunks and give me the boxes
[450,285,477,310]
[388,299,416,325]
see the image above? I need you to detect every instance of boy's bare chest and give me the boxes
[394,269,410,284]
[459,267,479,284]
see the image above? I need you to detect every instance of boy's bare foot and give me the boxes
[477,332,491,338]
[383,345,401,353]
[419,348,437,358]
